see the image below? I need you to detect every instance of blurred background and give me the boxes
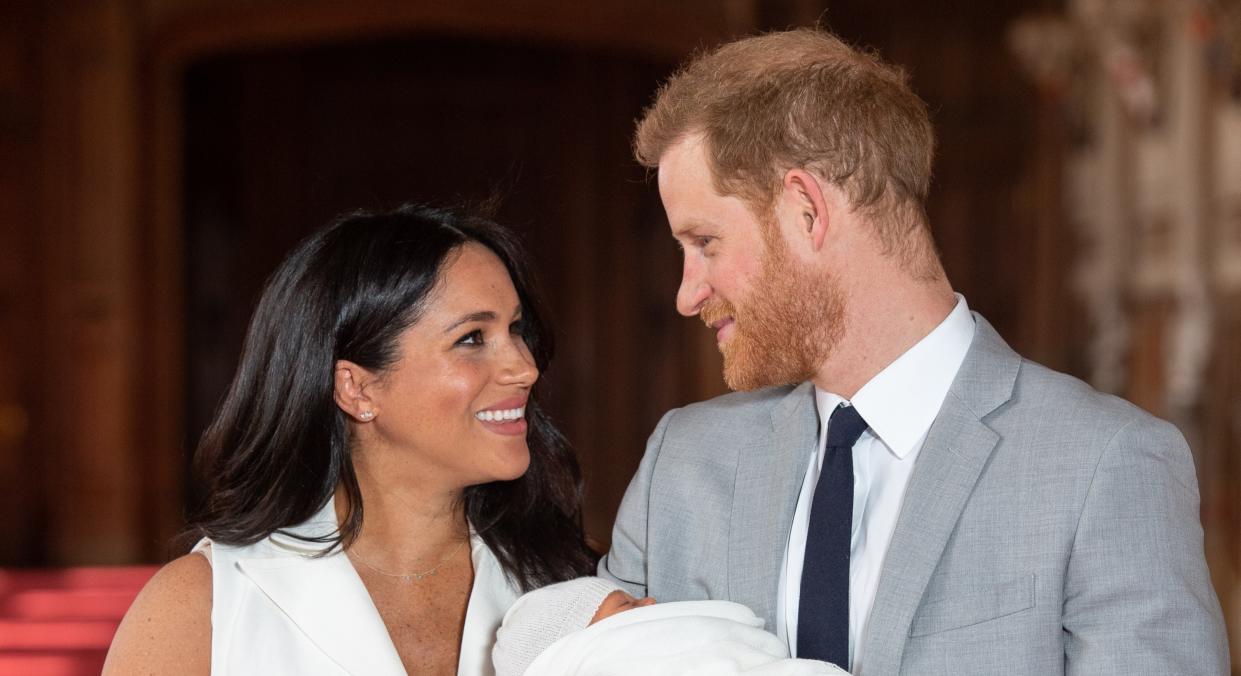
[0,0,1237,672]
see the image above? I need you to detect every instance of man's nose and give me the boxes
[675,258,710,317]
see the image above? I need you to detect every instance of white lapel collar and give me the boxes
[458,536,520,676]
[235,498,406,676]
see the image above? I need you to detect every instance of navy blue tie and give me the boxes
[798,404,868,668]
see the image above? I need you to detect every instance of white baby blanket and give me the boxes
[520,600,848,675]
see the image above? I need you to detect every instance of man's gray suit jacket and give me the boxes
[599,314,1229,675]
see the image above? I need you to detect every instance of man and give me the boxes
[599,28,1229,675]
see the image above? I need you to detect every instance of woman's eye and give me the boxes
[456,329,484,346]
[510,318,527,336]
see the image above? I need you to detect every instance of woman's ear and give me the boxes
[334,360,378,422]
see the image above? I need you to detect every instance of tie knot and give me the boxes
[826,404,868,450]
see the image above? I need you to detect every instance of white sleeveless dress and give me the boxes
[194,497,520,675]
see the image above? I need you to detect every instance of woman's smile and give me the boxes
[475,398,529,435]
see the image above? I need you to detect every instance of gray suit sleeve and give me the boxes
[597,409,676,598]
[1063,415,1230,674]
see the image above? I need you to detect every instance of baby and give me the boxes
[492,577,849,676]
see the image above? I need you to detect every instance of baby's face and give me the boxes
[589,590,657,625]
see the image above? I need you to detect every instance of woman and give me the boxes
[104,205,597,675]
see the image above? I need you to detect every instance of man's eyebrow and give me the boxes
[671,221,711,239]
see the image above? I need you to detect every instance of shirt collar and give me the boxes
[815,294,975,459]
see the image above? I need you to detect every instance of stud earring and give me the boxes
[359,411,374,421]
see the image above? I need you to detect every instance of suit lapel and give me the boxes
[860,315,1020,675]
[729,382,818,630]
[235,500,406,675]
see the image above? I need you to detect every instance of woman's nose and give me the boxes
[498,338,538,386]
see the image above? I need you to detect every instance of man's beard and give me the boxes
[701,234,844,391]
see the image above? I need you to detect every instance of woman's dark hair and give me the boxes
[187,204,597,591]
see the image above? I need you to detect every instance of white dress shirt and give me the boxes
[775,294,975,674]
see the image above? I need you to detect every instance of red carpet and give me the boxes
[0,567,157,675]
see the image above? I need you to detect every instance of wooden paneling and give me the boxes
[144,0,756,64]
[0,0,150,565]
[0,1,45,565]
[37,0,144,564]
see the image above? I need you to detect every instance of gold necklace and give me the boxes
[348,539,467,583]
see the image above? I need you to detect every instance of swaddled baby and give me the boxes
[493,577,849,676]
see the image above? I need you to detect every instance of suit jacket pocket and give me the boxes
[908,573,1036,637]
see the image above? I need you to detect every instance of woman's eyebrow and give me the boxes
[443,310,496,333]
[444,304,523,333]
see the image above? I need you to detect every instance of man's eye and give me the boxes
[456,329,484,346]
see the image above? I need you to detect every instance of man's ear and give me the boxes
[781,169,836,252]
[334,360,379,422]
